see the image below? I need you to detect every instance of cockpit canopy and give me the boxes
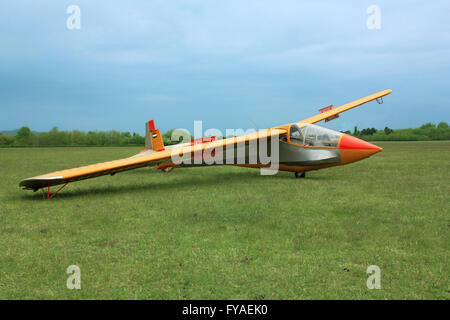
[288,123,342,147]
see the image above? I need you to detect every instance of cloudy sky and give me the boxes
[1,0,449,134]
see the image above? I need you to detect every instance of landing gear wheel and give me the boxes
[295,171,305,178]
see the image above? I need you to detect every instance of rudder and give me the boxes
[145,120,165,151]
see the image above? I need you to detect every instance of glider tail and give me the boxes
[145,120,165,151]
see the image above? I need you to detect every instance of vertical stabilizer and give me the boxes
[145,120,165,151]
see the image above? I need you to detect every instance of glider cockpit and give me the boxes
[286,123,342,148]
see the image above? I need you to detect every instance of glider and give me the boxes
[20,89,392,199]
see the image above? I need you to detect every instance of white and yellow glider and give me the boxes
[19,89,392,198]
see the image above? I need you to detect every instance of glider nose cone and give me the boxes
[339,134,382,164]
[339,134,382,151]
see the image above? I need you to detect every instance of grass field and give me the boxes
[0,141,449,299]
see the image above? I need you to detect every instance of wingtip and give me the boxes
[19,176,64,191]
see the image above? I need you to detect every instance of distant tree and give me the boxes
[16,126,32,145]
[360,128,377,136]
[384,126,394,135]
[129,132,145,145]
[97,131,107,145]
[353,126,359,136]
[86,131,97,145]
[0,134,15,145]
[437,122,449,129]
[48,126,60,145]
[119,131,131,145]
[17,126,31,138]
[72,130,87,145]
[420,122,436,129]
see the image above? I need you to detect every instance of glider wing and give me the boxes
[19,128,287,190]
[298,89,392,125]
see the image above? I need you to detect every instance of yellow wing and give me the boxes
[298,89,392,125]
[19,128,287,190]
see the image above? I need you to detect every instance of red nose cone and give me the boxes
[339,134,382,164]
[339,134,382,151]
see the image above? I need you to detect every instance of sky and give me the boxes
[0,0,449,135]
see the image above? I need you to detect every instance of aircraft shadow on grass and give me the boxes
[17,168,328,201]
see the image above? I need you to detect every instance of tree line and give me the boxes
[344,122,450,141]
[0,126,191,147]
[0,122,449,147]
[0,127,146,147]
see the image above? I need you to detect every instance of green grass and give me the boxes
[0,141,449,299]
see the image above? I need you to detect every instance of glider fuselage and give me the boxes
[172,123,382,174]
